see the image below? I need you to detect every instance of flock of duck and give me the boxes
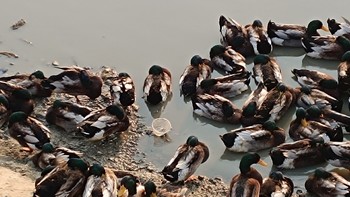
[1,15,350,197]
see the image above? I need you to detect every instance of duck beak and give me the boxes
[258,159,268,167]
[321,25,329,32]
[118,185,126,197]
[301,118,309,127]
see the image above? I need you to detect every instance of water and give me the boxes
[1,0,350,190]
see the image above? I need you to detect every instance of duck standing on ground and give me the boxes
[106,72,136,107]
[143,65,172,105]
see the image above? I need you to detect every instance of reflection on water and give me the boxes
[2,0,350,191]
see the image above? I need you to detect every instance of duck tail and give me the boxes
[324,109,350,126]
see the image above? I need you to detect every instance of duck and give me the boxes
[253,83,295,125]
[307,105,350,129]
[220,120,285,152]
[260,171,294,197]
[267,20,328,47]
[191,93,242,124]
[42,65,103,102]
[338,51,350,93]
[31,142,83,170]
[0,93,10,127]
[228,153,267,197]
[253,54,283,91]
[117,175,139,197]
[321,141,350,169]
[0,70,52,97]
[245,19,273,55]
[241,83,268,126]
[305,168,350,197]
[196,71,251,98]
[301,35,350,60]
[327,17,350,39]
[143,65,172,105]
[219,15,254,57]
[79,104,130,141]
[8,111,51,152]
[106,72,136,107]
[33,158,89,197]
[45,99,92,132]
[269,139,326,169]
[179,55,212,97]
[82,163,119,197]
[294,86,342,112]
[289,108,343,142]
[292,68,340,100]
[162,136,209,183]
[209,44,247,75]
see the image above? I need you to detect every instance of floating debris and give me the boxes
[11,19,26,30]
[152,118,172,136]
[0,51,18,58]
[52,60,59,66]
[20,38,33,45]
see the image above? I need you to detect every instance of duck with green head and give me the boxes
[305,168,350,197]
[191,93,242,124]
[82,163,119,197]
[45,99,92,132]
[8,111,51,152]
[260,171,294,197]
[228,153,267,197]
[245,19,273,55]
[34,158,89,197]
[220,120,285,152]
[253,54,282,91]
[162,136,209,183]
[327,17,350,39]
[209,44,247,75]
[31,142,83,170]
[118,175,139,197]
[196,71,251,98]
[179,55,212,97]
[79,104,130,141]
[269,139,326,169]
[42,66,103,102]
[219,15,254,57]
[289,107,343,142]
[143,65,172,105]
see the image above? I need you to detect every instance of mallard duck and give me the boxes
[294,86,342,112]
[292,68,340,100]
[45,100,92,132]
[327,17,350,39]
[245,19,273,55]
[267,20,328,47]
[34,158,88,197]
[321,141,350,169]
[143,65,172,105]
[42,66,103,102]
[338,51,350,92]
[307,105,350,129]
[253,83,295,125]
[289,108,343,142]
[260,171,294,197]
[219,15,254,57]
[269,139,326,169]
[253,55,282,90]
[191,93,242,124]
[196,71,251,98]
[0,93,10,127]
[8,111,51,152]
[228,153,267,197]
[220,120,285,152]
[0,70,52,97]
[106,72,136,107]
[302,35,350,60]
[32,142,83,170]
[241,83,268,126]
[162,136,209,183]
[305,168,350,197]
[179,55,212,97]
[79,104,129,141]
[82,163,119,197]
[209,45,247,75]
[117,175,139,197]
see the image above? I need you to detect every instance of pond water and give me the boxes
[1,0,350,191]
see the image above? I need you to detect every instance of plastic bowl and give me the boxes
[152,118,172,136]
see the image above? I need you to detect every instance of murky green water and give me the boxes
[1,0,350,191]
